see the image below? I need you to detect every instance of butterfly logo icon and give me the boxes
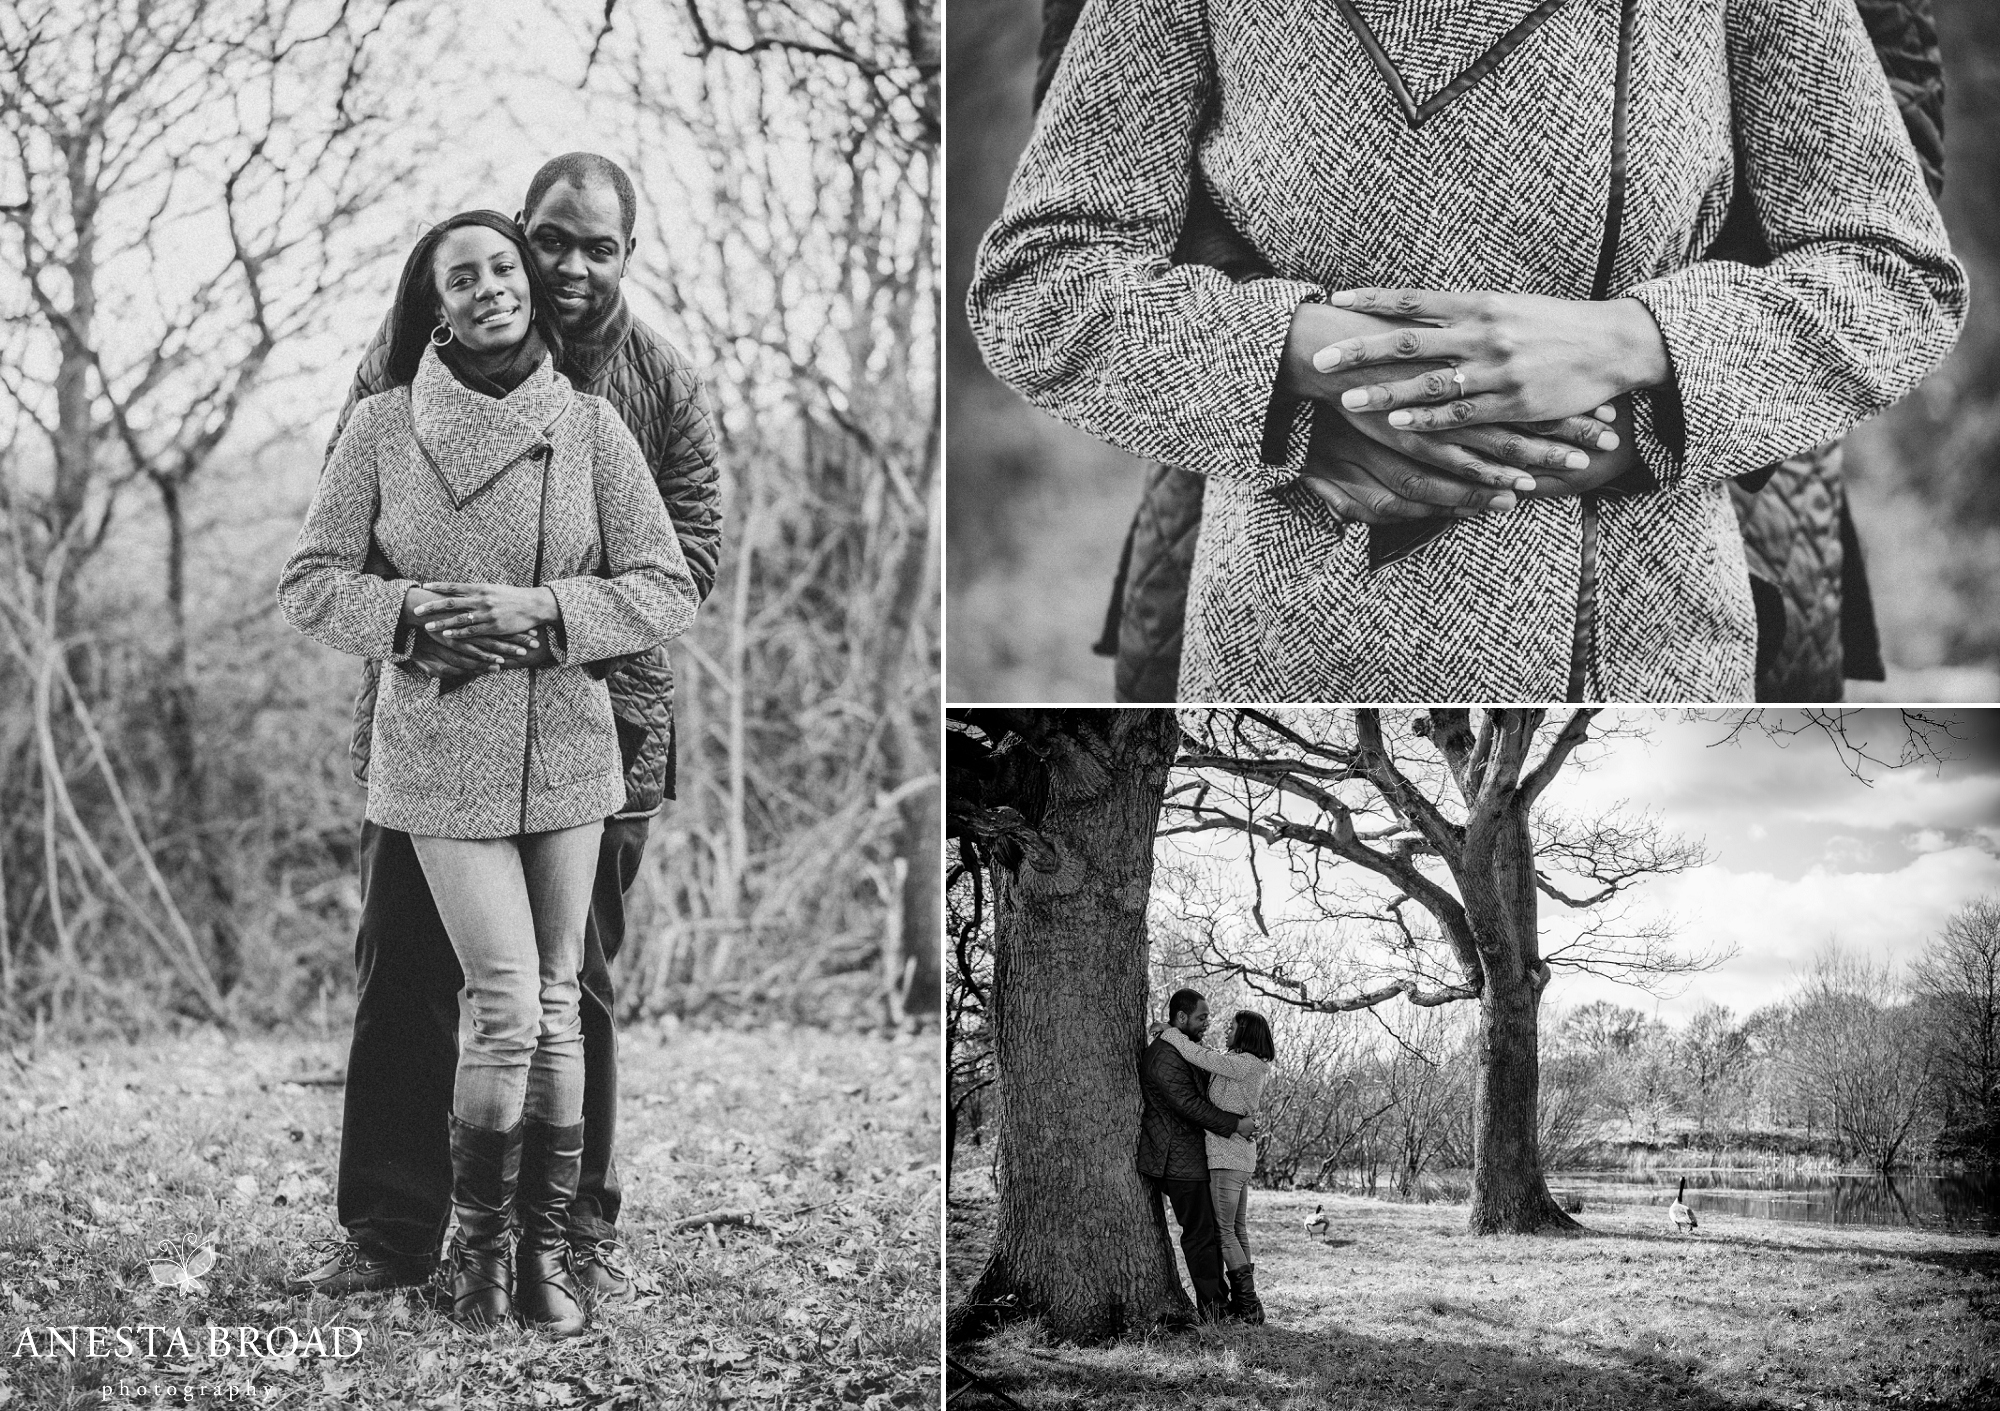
[149,1230,218,1296]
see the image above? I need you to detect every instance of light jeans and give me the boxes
[1209,1167,1254,1270]
[411,822,601,1132]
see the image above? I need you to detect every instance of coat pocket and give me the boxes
[532,668,622,789]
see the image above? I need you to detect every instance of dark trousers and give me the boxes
[1153,1175,1228,1314]
[337,815,650,1261]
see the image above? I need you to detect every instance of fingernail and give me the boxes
[1386,409,1412,428]
[1597,432,1620,450]
[1513,476,1537,493]
[1565,451,1590,471]
[1341,389,1369,410]
[1329,291,1355,307]
[1596,404,1617,422]
[1489,493,1517,511]
[1313,347,1343,371]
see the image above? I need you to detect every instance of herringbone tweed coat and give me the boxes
[280,347,698,839]
[968,0,1968,702]
[333,296,720,813]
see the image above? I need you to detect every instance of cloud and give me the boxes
[1905,828,1955,854]
[1552,846,2000,1021]
[1823,835,1872,869]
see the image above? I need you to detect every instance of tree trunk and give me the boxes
[1464,798,1579,1234]
[153,476,241,994]
[1467,965,1576,1232]
[956,710,1187,1344]
[897,780,942,1015]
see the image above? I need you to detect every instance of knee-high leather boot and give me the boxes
[1228,1264,1267,1325]
[516,1119,588,1336]
[442,1115,522,1327]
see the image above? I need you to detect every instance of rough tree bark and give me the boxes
[956,710,1190,1342]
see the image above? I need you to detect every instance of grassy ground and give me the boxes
[0,1023,939,1409]
[947,1176,1999,1411]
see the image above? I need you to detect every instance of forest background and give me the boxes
[0,0,942,1039]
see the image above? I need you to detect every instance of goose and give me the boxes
[1669,1177,1698,1233]
[1303,1204,1328,1236]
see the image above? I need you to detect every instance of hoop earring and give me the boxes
[430,321,455,348]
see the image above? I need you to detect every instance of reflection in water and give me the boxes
[1540,1169,2000,1234]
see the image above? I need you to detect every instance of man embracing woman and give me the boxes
[1140,989,1276,1325]
[279,154,717,1336]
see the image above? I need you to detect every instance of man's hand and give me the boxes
[406,629,555,685]
[1235,1114,1260,1140]
[1298,408,1521,524]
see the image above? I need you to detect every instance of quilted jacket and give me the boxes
[970,0,1967,702]
[1137,1035,1242,1183]
[1079,0,1940,704]
[282,348,698,839]
[331,295,720,812]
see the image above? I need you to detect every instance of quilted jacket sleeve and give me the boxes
[326,311,397,462]
[279,397,420,660]
[1140,1041,1240,1139]
[546,400,700,665]
[644,340,724,604]
[1854,0,1945,198]
[1623,0,1966,490]
[965,0,1323,489]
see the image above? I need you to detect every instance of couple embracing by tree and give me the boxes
[276,152,720,1337]
[1140,988,1275,1324]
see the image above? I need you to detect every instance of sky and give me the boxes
[1162,709,2000,1025]
[1537,709,2000,1019]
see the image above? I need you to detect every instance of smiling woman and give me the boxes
[277,206,698,1336]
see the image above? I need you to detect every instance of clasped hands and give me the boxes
[1278,288,1671,525]
[397,580,562,684]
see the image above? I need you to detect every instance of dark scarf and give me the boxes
[555,294,633,390]
[437,326,550,400]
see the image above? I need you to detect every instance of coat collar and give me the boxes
[409,344,577,509]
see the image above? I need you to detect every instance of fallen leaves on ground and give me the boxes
[0,1022,940,1409]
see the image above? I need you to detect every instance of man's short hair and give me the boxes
[1167,988,1205,1023]
[522,152,637,238]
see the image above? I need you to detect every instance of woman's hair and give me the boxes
[1228,1010,1274,1062]
[383,210,564,385]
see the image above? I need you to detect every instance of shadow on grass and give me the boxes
[1577,1219,2000,1278]
[952,1319,1748,1411]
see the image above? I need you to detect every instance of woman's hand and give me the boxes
[1148,1020,1166,1040]
[1277,301,1453,406]
[411,582,561,639]
[1313,289,1671,429]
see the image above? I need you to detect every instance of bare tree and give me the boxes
[1775,946,1935,1170]
[585,0,939,1019]
[1677,1002,1751,1143]
[946,708,1193,1343]
[945,841,993,1196]
[0,0,425,1000]
[1912,896,2000,1160]
[1166,708,1714,1233]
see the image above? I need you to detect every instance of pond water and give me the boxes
[1540,1168,2000,1235]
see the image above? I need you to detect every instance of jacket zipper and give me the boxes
[519,443,553,835]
